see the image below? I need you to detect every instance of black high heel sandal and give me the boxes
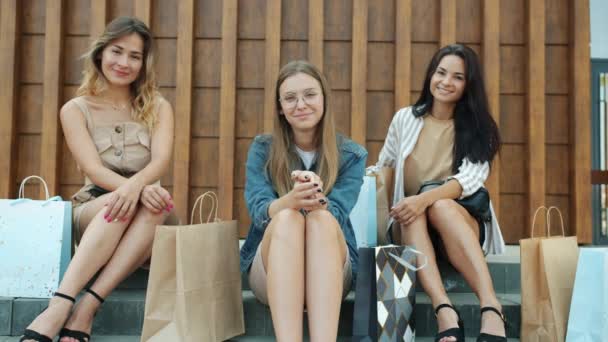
[477,306,507,342]
[58,288,105,342]
[20,292,76,342]
[435,303,465,342]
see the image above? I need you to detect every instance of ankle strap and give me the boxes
[480,306,505,322]
[435,303,459,317]
[53,291,76,303]
[86,288,105,304]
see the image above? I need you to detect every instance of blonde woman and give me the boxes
[240,60,367,341]
[21,17,174,342]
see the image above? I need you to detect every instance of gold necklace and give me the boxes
[100,97,130,111]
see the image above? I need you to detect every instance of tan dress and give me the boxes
[70,96,153,242]
[403,114,454,196]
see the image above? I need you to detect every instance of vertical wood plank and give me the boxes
[571,0,592,242]
[39,0,64,198]
[439,0,456,47]
[394,0,411,110]
[263,0,281,133]
[172,0,194,222]
[134,0,151,27]
[308,0,323,70]
[0,0,19,198]
[90,0,108,39]
[350,0,367,145]
[527,0,546,233]
[219,0,237,219]
[483,0,500,217]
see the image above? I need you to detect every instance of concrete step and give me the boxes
[117,259,521,295]
[2,289,520,338]
[0,336,521,341]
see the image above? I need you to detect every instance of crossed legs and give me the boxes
[399,199,504,341]
[23,193,170,342]
[256,209,347,342]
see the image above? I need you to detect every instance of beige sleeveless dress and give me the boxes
[70,96,154,242]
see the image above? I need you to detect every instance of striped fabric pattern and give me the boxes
[375,106,505,255]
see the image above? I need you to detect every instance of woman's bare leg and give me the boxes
[305,210,346,342]
[261,209,306,342]
[59,205,169,342]
[400,214,459,342]
[22,194,129,341]
[427,199,505,337]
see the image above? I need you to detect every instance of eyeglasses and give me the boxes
[279,91,321,109]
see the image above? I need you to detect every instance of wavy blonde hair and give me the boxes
[76,16,159,131]
[267,60,339,196]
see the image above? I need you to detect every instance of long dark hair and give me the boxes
[412,44,500,172]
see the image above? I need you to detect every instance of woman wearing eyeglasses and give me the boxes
[239,60,367,341]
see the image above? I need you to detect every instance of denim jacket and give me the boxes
[240,134,367,284]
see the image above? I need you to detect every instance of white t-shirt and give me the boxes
[295,146,317,170]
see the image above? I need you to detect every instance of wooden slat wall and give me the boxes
[394,0,411,111]
[483,0,500,217]
[308,0,323,70]
[218,0,237,220]
[90,1,108,39]
[571,0,592,242]
[263,0,281,134]
[0,0,19,198]
[9,0,592,243]
[134,0,151,26]
[440,0,456,47]
[350,0,367,145]
[527,0,546,233]
[172,0,194,222]
[39,0,64,198]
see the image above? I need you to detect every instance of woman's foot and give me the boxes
[21,295,74,342]
[58,294,101,342]
[479,304,506,337]
[435,303,463,342]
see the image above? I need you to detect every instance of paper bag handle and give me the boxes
[190,191,219,224]
[389,246,428,272]
[18,175,50,200]
[546,206,566,237]
[531,206,549,238]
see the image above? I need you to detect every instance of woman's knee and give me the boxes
[427,199,460,226]
[305,210,341,242]
[267,209,305,241]
[132,204,170,225]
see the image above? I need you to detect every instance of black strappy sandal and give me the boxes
[435,303,465,342]
[477,306,508,342]
[58,288,105,342]
[20,292,76,342]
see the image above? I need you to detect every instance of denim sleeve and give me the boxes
[244,138,277,231]
[326,150,367,230]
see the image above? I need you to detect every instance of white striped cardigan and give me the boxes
[376,106,506,255]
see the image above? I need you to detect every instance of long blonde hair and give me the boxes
[267,60,339,196]
[76,16,159,131]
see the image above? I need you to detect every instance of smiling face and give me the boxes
[429,54,466,106]
[100,32,144,87]
[278,72,325,134]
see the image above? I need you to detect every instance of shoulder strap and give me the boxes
[72,97,95,130]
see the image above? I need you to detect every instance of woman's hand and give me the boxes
[389,194,431,226]
[104,178,144,222]
[290,170,327,211]
[283,178,324,210]
[291,170,324,190]
[140,185,174,214]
